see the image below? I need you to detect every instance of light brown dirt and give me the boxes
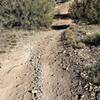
[0,30,71,100]
[0,1,74,100]
[52,1,74,26]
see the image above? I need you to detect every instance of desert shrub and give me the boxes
[83,33,100,46]
[63,25,100,49]
[0,0,55,29]
[76,42,85,49]
[63,29,86,49]
[81,59,100,86]
[69,0,100,24]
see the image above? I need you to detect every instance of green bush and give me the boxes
[69,0,100,24]
[0,0,55,29]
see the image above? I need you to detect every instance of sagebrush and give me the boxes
[69,0,100,24]
[0,0,55,29]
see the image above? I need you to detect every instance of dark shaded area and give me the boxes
[54,14,72,19]
[51,24,70,30]
[55,0,68,4]
[83,35,100,47]
[3,21,31,30]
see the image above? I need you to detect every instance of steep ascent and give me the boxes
[52,1,74,31]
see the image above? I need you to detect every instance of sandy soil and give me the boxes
[0,30,71,100]
[0,1,74,100]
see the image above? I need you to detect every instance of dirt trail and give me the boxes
[0,30,71,100]
[52,1,74,29]
[29,31,71,100]
[0,1,74,100]
[40,32,71,100]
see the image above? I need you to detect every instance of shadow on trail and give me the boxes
[51,24,70,30]
[55,0,67,4]
[54,14,72,20]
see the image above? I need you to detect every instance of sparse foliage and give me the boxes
[0,0,55,29]
[83,32,100,46]
[69,0,100,24]
[63,28,86,49]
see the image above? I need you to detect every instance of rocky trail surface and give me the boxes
[0,30,71,100]
[0,1,74,100]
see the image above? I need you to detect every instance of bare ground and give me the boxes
[0,29,71,100]
[0,2,73,100]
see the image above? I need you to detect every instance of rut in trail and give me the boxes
[29,31,71,100]
[29,2,74,99]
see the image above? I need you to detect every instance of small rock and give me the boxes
[91,92,95,100]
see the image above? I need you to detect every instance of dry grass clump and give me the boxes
[69,0,100,24]
[0,0,55,29]
[63,25,100,49]
[63,28,85,49]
